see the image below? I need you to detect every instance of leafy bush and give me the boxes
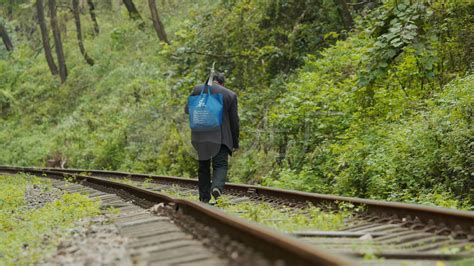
[263,1,473,208]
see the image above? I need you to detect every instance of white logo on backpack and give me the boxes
[197,96,206,108]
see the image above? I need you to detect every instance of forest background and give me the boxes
[0,0,472,209]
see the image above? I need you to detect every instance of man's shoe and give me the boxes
[199,198,210,204]
[211,188,222,200]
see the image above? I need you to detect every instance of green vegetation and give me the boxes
[0,1,472,209]
[217,199,350,232]
[0,174,101,265]
[110,177,350,232]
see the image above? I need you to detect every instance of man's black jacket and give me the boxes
[185,84,240,154]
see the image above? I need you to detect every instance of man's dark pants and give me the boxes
[198,145,229,202]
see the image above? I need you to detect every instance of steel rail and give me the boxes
[0,165,350,266]
[21,166,473,234]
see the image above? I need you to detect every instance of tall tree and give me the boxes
[0,21,14,51]
[122,0,145,29]
[48,0,67,83]
[334,0,353,30]
[148,0,169,44]
[72,0,94,65]
[87,0,100,35]
[36,0,58,75]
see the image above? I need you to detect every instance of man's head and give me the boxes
[213,72,225,86]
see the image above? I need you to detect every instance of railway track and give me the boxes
[0,166,348,266]
[1,166,473,265]
[47,179,229,265]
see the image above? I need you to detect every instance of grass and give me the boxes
[217,198,350,232]
[0,174,102,265]
[108,177,351,232]
[165,182,353,232]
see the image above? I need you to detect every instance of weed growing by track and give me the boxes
[110,178,350,232]
[160,183,352,231]
[0,174,101,265]
[216,198,350,232]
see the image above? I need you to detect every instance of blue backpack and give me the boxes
[188,84,223,131]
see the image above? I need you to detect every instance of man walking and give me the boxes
[185,72,240,203]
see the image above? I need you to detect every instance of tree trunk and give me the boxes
[334,0,353,30]
[36,0,58,75]
[7,0,15,19]
[0,22,14,52]
[48,0,68,83]
[148,0,169,44]
[87,0,100,35]
[122,0,145,29]
[72,0,94,65]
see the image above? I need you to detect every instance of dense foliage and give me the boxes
[0,0,472,208]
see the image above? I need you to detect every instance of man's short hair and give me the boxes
[213,72,225,85]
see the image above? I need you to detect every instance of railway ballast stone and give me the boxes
[42,216,131,265]
[24,183,62,209]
